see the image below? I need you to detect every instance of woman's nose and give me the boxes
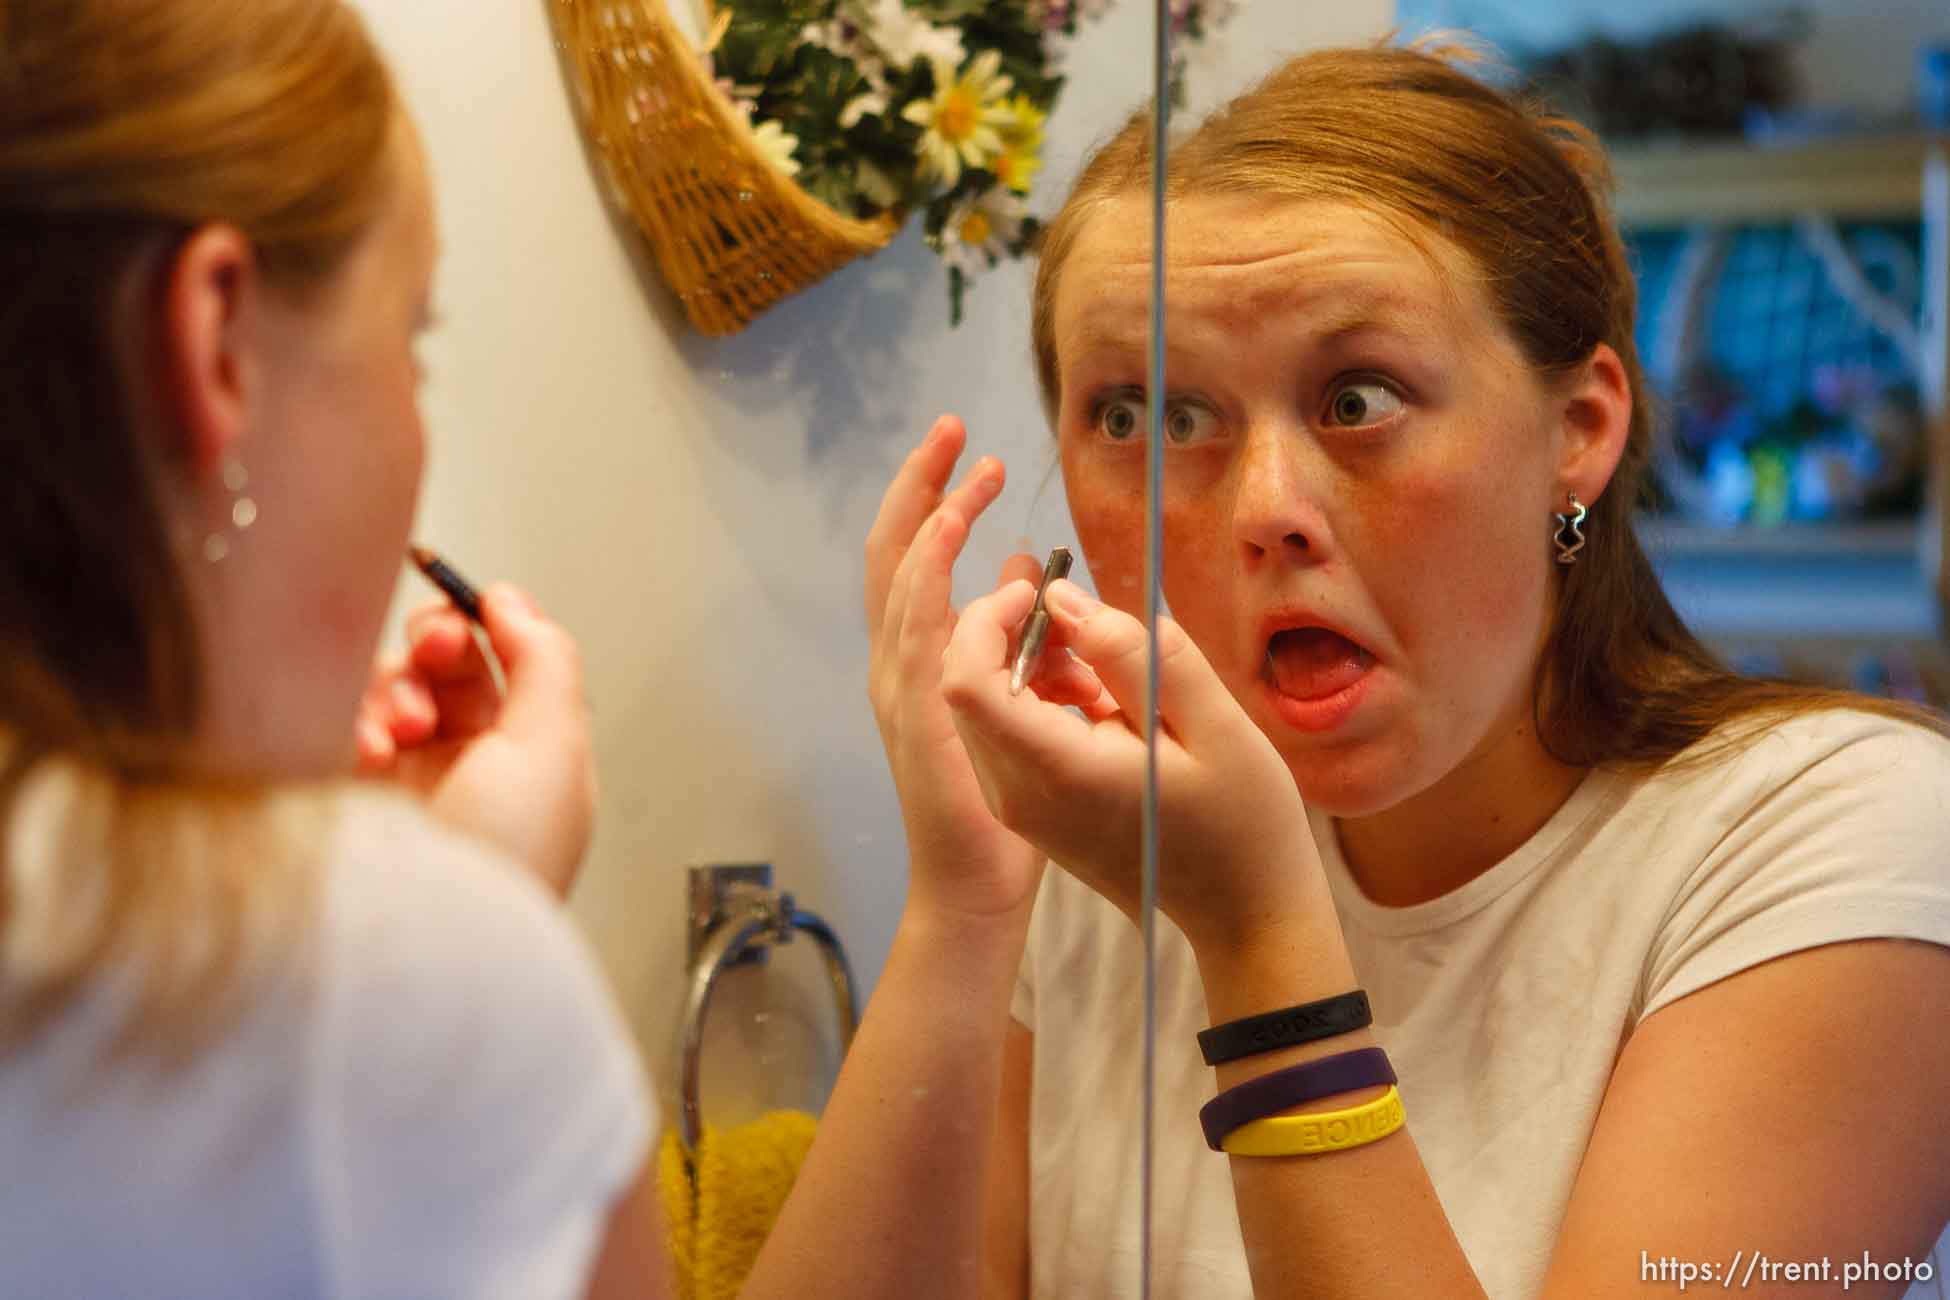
[1230,428,1323,567]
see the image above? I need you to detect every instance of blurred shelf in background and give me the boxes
[1612,132,1947,223]
[1640,515,1942,642]
[1615,130,1949,710]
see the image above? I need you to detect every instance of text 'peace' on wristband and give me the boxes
[1221,1084,1406,1158]
[1197,989,1372,1066]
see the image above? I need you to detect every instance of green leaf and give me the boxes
[917,0,991,21]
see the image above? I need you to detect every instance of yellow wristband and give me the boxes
[1219,1084,1405,1157]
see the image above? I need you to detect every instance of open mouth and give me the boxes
[1263,627,1376,702]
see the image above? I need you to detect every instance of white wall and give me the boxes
[1406,0,1950,118]
[350,0,1392,1129]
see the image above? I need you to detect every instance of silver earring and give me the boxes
[1552,492,1586,566]
[201,455,259,563]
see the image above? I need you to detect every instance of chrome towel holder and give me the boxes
[677,864,859,1154]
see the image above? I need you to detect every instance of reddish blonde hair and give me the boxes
[1031,41,1946,768]
[0,0,398,1057]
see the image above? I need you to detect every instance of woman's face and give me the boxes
[1052,195,1572,817]
[182,115,440,775]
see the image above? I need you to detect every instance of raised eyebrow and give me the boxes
[1064,324,1150,362]
[1289,287,1435,340]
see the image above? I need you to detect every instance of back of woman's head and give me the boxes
[1032,39,1945,766]
[0,0,398,1057]
[0,0,398,772]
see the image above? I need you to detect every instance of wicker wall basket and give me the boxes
[548,0,902,336]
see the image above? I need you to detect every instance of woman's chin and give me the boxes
[1269,722,1425,819]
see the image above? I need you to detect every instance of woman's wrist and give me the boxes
[1173,831,1347,1007]
[1196,936,1373,1092]
[1190,906,1359,1030]
[894,888,1035,976]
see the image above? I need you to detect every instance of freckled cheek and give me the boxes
[1060,442,1149,613]
[1383,465,1546,657]
[1066,487,1146,615]
[1063,471,1236,648]
[1159,497,1236,660]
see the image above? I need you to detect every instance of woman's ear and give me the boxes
[1555,341,1633,509]
[149,223,259,477]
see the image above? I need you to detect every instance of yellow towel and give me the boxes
[657,1109,819,1300]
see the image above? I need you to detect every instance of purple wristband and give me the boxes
[1198,1046,1397,1151]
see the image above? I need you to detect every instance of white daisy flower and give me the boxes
[802,16,892,95]
[900,50,1014,187]
[938,186,1026,275]
[840,91,889,128]
[853,0,966,73]
[750,119,802,177]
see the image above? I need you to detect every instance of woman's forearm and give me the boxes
[1195,926,1489,1300]
[740,893,1029,1300]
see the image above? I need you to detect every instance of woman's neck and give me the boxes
[1333,715,1587,909]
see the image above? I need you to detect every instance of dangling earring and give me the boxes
[1552,492,1586,566]
[201,455,259,563]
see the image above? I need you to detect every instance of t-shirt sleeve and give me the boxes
[1011,865,1062,1032]
[1636,714,1950,1025]
[1011,965,1034,1030]
[315,795,653,1300]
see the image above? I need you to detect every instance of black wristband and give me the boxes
[1196,989,1372,1066]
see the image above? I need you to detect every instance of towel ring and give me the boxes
[677,867,859,1154]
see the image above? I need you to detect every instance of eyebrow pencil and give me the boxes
[1010,546,1074,696]
[407,545,484,624]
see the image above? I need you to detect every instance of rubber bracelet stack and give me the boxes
[1196,989,1372,1066]
[1198,1045,1397,1151]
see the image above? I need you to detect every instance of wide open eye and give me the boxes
[1093,392,1145,442]
[1324,380,1404,428]
[1165,402,1219,446]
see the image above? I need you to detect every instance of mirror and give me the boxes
[1131,4,1949,1297]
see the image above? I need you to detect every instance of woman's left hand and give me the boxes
[940,577,1326,955]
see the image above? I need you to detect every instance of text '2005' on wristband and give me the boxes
[1196,989,1373,1066]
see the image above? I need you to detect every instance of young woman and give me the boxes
[8,6,1944,1296]
[0,3,656,1295]
[0,5,1065,1297]
[854,42,1950,1300]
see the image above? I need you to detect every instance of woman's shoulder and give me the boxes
[320,785,569,939]
[1654,703,1950,802]
[1625,705,1950,1022]
[314,786,630,1058]
[1616,703,1950,890]
[312,788,651,1194]
[296,791,652,1292]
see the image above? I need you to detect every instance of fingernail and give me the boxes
[1046,580,1098,618]
[390,679,421,715]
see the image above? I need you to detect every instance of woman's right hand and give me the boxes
[865,416,1101,922]
[355,584,597,899]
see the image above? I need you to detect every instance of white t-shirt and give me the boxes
[1012,709,1950,1299]
[0,786,651,1300]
